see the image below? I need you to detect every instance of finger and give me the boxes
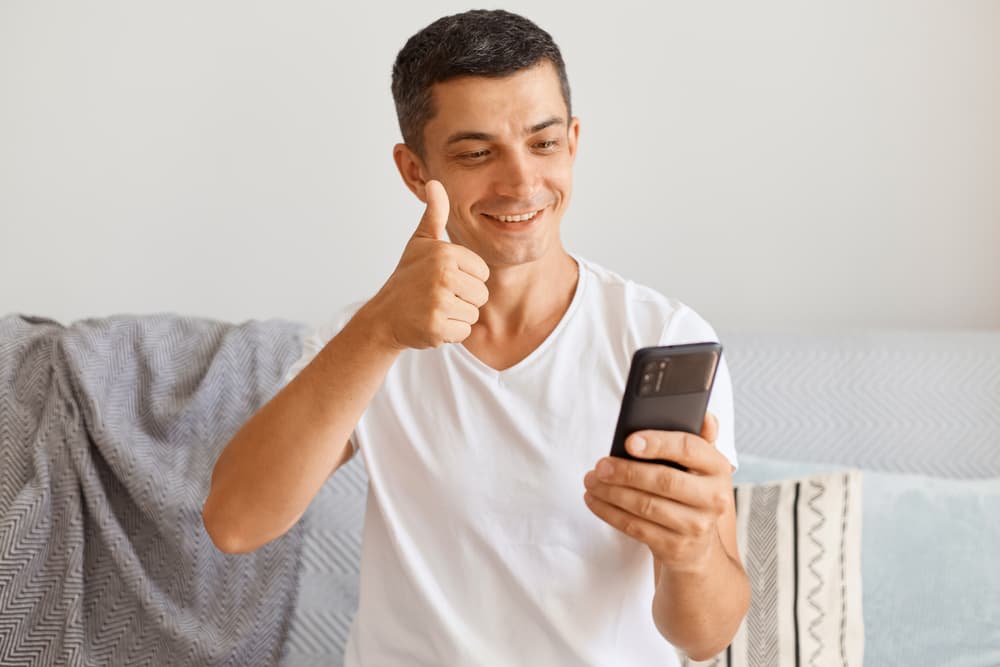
[583,488,671,548]
[442,296,481,325]
[584,472,707,536]
[452,244,490,283]
[625,429,727,476]
[700,411,719,445]
[594,457,709,508]
[440,319,472,344]
[449,269,489,308]
[413,179,450,241]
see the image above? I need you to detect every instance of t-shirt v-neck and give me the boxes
[450,254,587,380]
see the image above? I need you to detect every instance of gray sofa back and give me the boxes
[722,330,1000,478]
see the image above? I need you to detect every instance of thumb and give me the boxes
[413,179,450,241]
[700,411,719,445]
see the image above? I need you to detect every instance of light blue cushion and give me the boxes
[734,454,1000,667]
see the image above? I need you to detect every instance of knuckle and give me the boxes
[598,481,615,501]
[419,331,438,349]
[434,287,452,310]
[655,470,676,497]
[423,252,443,276]
[427,294,443,315]
[711,490,729,514]
[622,465,637,486]
[681,434,698,461]
[637,495,656,519]
[439,265,455,289]
[690,517,711,536]
[435,261,450,284]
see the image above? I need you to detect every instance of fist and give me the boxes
[371,180,490,350]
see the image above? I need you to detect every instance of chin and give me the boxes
[481,241,551,268]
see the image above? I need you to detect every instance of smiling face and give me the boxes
[395,60,580,269]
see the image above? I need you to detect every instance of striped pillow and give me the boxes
[681,469,864,667]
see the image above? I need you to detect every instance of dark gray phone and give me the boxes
[609,342,722,470]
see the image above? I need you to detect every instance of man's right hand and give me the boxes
[367,180,490,350]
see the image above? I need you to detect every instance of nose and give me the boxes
[494,150,537,201]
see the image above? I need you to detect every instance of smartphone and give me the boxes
[609,342,723,470]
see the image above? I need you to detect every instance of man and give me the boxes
[203,9,750,665]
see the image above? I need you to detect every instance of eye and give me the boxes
[535,139,560,151]
[459,150,490,160]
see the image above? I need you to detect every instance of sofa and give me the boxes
[2,313,998,666]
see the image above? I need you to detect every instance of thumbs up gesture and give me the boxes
[367,180,491,350]
[412,178,452,242]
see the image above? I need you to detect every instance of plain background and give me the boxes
[2,0,997,331]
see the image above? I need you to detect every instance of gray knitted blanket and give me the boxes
[0,313,307,666]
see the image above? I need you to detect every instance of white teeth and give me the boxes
[488,210,539,223]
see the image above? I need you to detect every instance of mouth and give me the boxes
[483,209,541,223]
[480,207,547,231]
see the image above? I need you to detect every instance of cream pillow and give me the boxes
[680,469,864,667]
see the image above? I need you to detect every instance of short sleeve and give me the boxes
[659,305,738,471]
[283,300,368,453]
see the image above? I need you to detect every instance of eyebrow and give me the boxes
[444,116,566,146]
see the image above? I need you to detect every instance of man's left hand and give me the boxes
[582,412,734,573]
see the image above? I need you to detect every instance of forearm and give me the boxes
[203,301,399,553]
[651,531,751,661]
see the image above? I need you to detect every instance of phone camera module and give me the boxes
[638,358,669,397]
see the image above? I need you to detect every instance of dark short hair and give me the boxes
[391,9,572,159]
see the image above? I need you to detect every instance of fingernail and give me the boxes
[631,436,646,455]
[597,460,614,479]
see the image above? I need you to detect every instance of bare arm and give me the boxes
[202,180,490,554]
[202,304,399,553]
[651,483,750,660]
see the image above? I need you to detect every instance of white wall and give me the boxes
[2,0,997,331]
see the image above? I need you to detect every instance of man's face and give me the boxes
[416,60,579,269]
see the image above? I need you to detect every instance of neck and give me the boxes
[474,248,579,339]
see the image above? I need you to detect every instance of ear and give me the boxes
[393,143,431,202]
[567,116,581,163]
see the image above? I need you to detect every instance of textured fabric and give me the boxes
[281,255,736,666]
[721,331,1000,478]
[734,454,1000,667]
[682,468,864,667]
[0,313,307,666]
[281,455,367,667]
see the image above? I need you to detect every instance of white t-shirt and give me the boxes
[284,254,738,666]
